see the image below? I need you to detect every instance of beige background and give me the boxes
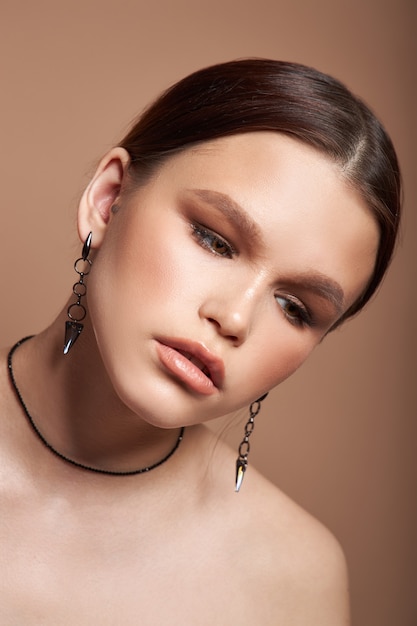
[0,1,415,624]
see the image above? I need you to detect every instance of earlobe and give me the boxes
[77,147,131,248]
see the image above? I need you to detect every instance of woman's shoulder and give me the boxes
[205,432,350,624]
[239,472,349,624]
[248,469,348,604]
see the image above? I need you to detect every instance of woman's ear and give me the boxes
[77,147,131,248]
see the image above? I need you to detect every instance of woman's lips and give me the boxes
[155,339,224,395]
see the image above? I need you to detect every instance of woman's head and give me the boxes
[76,58,400,423]
[119,58,401,327]
[81,131,379,424]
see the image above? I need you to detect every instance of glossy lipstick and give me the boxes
[155,338,224,395]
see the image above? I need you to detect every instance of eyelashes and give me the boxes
[191,223,235,258]
[191,222,314,328]
[275,295,313,328]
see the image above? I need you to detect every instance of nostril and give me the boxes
[207,317,222,332]
[208,320,240,344]
[201,298,249,345]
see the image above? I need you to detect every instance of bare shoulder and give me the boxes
[207,435,350,626]
[237,467,350,625]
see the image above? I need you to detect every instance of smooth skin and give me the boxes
[0,132,379,624]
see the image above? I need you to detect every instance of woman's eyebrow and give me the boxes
[190,188,263,246]
[283,274,345,316]
[189,188,345,316]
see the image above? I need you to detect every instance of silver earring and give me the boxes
[235,392,268,492]
[63,232,93,355]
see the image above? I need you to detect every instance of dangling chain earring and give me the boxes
[235,392,268,492]
[63,232,93,355]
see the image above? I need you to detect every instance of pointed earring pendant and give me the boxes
[235,459,247,492]
[64,321,84,355]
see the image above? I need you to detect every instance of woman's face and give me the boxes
[86,132,379,428]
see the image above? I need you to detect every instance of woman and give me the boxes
[0,59,400,624]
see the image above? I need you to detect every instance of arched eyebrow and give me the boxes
[282,274,345,317]
[191,188,263,247]
[189,188,345,317]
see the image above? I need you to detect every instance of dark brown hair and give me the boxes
[119,58,401,325]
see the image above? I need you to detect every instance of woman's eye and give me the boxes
[275,295,312,327]
[191,224,234,258]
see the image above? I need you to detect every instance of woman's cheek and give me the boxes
[250,331,318,391]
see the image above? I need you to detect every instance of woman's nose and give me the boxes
[198,281,262,346]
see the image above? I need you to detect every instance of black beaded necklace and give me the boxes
[7,336,185,476]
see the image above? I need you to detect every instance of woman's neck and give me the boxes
[9,313,185,475]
